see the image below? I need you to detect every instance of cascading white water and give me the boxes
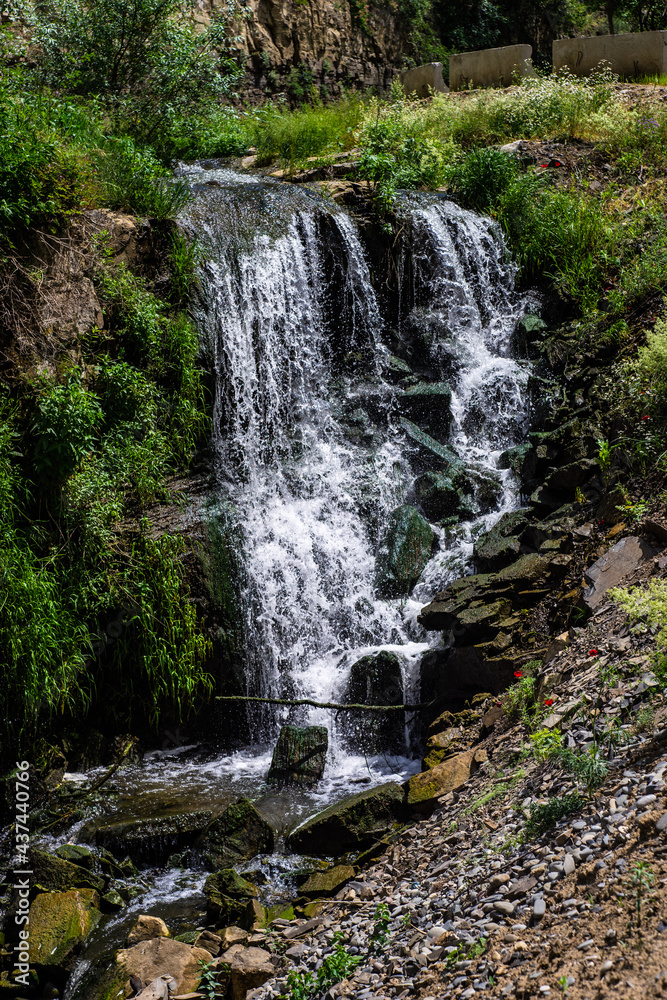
[404,201,533,607]
[189,174,533,788]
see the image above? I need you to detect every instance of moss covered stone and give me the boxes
[299,865,355,898]
[30,848,104,893]
[287,782,406,856]
[198,797,274,869]
[29,888,101,970]
[267,726,328,788]
[375,505,434,598]
[204,869,258,926]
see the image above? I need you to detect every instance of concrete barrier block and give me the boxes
[400,62,448,98]
[553,31,667,79]
[449,44,533,91]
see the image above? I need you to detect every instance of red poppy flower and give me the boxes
[642,415,650,420]
[544,698,554,707]
[540,163,548,167]
[514,670,522,678]
[554,160,562,167]
[589,649,598,656]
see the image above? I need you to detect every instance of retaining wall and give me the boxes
[553,30,667,78]
[449,44,533,91]
[400,62,448,97]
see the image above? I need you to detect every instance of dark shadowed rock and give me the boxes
[397,381,452,440]
[287,783,406,856]
[375,505,434,597]
[345,650,405,754]
[198,798,274,870]
[414,470,476,521]
[267,726,328,788]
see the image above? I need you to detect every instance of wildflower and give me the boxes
[642,415,650,420]
[514,670,522,678]
[589,648,598,656]
[544,698,554,707]
[553,160,562,167]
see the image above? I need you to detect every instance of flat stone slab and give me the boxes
[582,535,654,610]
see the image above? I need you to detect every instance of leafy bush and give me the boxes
[31,373,103,482]
[100,137,191,219]
[281,934,361,1000]
[611,579,667,651]
[446,147,517,212]
[251,95,363,166]
[35,0,245,144]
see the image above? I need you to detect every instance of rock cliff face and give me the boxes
[202,0,415,99]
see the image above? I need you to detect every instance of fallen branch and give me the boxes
[215,695,429,712]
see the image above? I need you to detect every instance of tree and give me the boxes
[35,0,246,141]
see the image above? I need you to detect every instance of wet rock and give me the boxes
[375,505,435,597]
[543,458,599,492]
[398,382,452,440]
[512,314,547,355]
[133,975,178,1000]
[287,782,406,856]
[87,810,212,865]
[498,443,536,483]
[595,485,627,526]
[116,938,211,996]
[127,915,170,947]
[474,533,522,574]
[400,418,463,471]
[54,844,95,869]
[204,870,258,927]
[267,726,328,788]
[345,651,404,753]
[582,536,654,611]
[404,748,487,815]
[299,865,355,898]
[30,848,105,894]
[29,888,101,972]
[414,471,475,521]
[469,468,504,513]
[198,798,274,870]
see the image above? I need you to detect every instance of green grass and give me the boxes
[250,94,364,168]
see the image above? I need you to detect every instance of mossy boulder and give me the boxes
[414,471,475,522]
[54,844,94,869]
[498,443,536,483]
[375,505,434,598]
[287,782,406,856]
[299,865,355,898]
[203,869,258,926]
[29,888,101,971]
[198,798,274,869]
[88,809,212,865]
[30,848,105,893]
[267,727,328,788]
[422,727,472,770]
[400,418,462,471]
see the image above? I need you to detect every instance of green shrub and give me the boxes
[446,147,517,212]
[100,138,191,219]
[525,792,584,837]
[251,95,363,166]
[611,579,667,651]
[31,373,103,482]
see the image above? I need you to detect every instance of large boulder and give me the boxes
[115,938,211,995]
[405,747,487,815]
[375,505,434,598]
[29,889,101,972]
[400,418,462,472]
[498,442,536,484]
[86,810,212,865]
[287,782,406,856]
[227,947,275,1000]
[345,651,405,754]
[30,849,105,894]
[414,471,476,522]
[267,726,328,788]
[203,870,258,927]
[398,382,452,440]
[197,798,274,870]
[473,509,530,573]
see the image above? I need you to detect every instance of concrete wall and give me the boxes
[553,31,667,79]
[400,62,448,97]
[449,44,533,91]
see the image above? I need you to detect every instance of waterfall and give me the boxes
[183,169,532,789]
